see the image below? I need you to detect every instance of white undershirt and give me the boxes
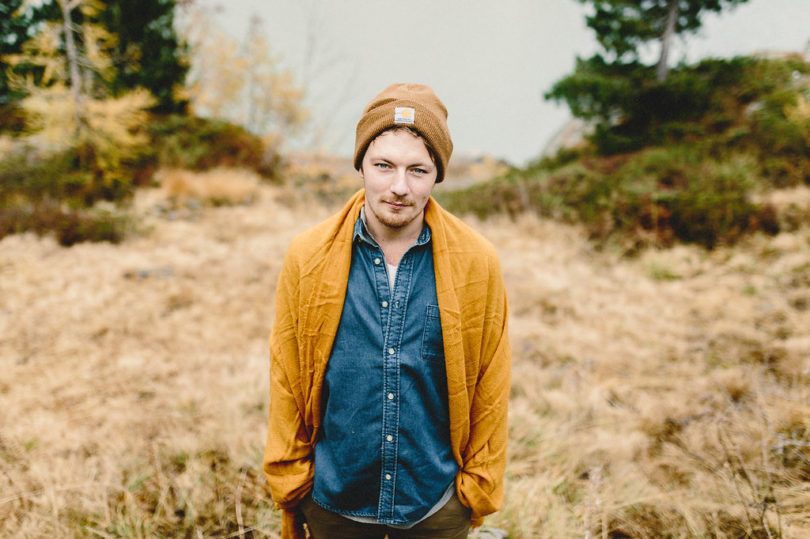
[386,263,397,292]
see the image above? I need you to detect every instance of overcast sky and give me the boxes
[209,0,810,165]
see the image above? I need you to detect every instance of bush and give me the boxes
[0,113,281,246]
[1,148,93,205]
[548,55,810,160]
[439,147,780,251]
[0,144,143,205]
[476,54,809,250]
[145,115,281,180]
[0,202,128,246]
[0,145,132,245]
[650,156,777,248]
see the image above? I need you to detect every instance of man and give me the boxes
[263,83,511,539]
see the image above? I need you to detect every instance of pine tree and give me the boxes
[0,0,60,106]
[546,0,755,153]
[578,0,750,81]
[1,0,187,112]
[99,0,189,113]
[4,0,155,188]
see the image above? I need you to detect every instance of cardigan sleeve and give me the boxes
[456,250,511,526]
[263,245,313,539]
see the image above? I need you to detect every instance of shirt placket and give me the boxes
[376,248,414,522]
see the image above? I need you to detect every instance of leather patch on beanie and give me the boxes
[394,107,415,125]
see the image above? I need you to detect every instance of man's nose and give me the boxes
[390,169,408,196]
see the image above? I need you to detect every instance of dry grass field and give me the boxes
[1,168,809,537]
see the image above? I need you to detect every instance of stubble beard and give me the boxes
[371,199,419,230]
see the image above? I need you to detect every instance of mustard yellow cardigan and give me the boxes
[263,190,511,538]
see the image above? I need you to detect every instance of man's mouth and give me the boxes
[384,200,411,210]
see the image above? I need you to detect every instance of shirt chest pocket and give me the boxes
[421,304,445,362]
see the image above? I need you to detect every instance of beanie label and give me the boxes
[394,107,415,125]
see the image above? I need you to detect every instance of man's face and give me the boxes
[360,129,438,238]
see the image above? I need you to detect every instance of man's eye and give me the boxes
[375,163,391,169]
[412,168,427,175]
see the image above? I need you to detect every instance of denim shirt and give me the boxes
[311,211,458,525]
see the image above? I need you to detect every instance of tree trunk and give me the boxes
[59,0,83,131]
[657,0,679,82]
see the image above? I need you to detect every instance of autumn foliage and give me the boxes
[0,0,306,245]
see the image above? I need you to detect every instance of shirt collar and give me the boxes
[355,206,432,247]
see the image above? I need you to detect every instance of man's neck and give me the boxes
[362,208,424,266]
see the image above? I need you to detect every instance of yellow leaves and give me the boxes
[82,89,156,173]
[786,92,810,121]
[5,0,117,91]
[783,69,810,147]
[17,84,75,145]
[20,85,156,183]
[6,0,156,187]
[186,32,244,119]
[3,23,65,88]
[180,7,307,142]
[785,93,810,147]
[87,89,155,151]
[76,0,104,18]
[86,90,155,183]
[246,68,308,133]
[81,22,117,83]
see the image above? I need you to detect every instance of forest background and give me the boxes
[1,0,810,537]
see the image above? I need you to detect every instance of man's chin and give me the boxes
[379,209,420,229]
[378,216,410,229]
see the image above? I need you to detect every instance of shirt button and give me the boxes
[385,474,392,480]
[386,435,393,442]
[387,393,394,400]
[388,348,394,355]
[374,257,381,265]
[381,301,388,308]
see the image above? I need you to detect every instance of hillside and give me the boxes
[2,174,809,537]
[442,55,810,254]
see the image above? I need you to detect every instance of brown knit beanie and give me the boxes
[354,83,453,182]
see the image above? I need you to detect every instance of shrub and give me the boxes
[0,113,281,245]
[0,202,128,246]
[548,55,810,160]
[1,147,95,206]
[472,54,810,250]
[0,143,144,206]
[439,147,780,251]
[145,115,281,180]
[656,158,773,248]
